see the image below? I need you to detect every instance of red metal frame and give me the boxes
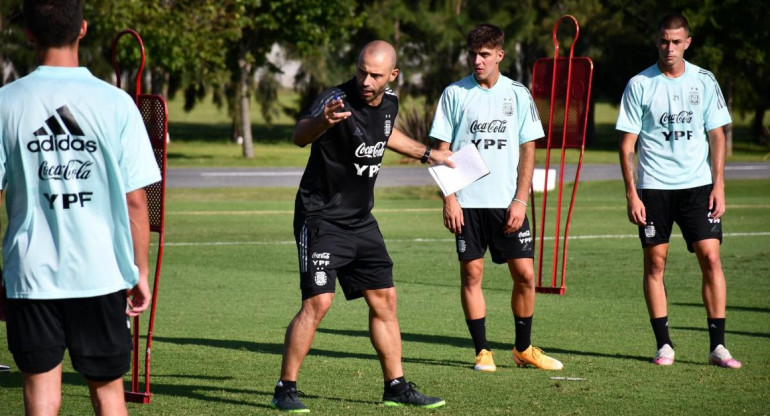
[112,29,168,404]
[530,15,594,295]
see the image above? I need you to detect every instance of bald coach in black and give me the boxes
[271,41,453,412]
[294,76,397,231]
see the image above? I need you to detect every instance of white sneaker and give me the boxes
[709,345,742,369]
[653,344,675,366]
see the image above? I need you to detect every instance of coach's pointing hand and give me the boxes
[323,96,352,127]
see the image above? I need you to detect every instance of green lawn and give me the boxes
[164,92,770,168]
[1,179,768,415]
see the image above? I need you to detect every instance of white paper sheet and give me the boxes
[428,145,490,196]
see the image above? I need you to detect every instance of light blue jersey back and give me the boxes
[430,74,544,208]
[0,66,161,299]
[616,61,731,189]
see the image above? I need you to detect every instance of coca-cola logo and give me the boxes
[39,160,93,181]
[469,120,507,134]
[659,111,693,125]
[28,135,97,153]
[355,141,386,158]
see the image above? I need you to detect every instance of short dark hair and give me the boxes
[467,24,504,51]
[23,0,83,49]
[657,13,690,37]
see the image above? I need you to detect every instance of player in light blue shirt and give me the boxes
[430,24,563,373]
[0,1,161,413]
[617,13,741,369]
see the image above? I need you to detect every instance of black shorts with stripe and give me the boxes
[295,220,393,300]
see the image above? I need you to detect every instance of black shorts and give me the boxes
[4,290,132,380]
[295,221,394,300]
[637,184,723,253]
[456,208,534,264]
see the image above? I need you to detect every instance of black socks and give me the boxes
[466,317,489,355]
[650,316,673,349]
[514,315,533,352]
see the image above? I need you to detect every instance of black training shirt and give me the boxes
[294,77,398,231]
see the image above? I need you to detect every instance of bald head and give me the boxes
[358,40,397,71]
[355,40,399,106]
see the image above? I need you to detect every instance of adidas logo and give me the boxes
[28,105,96,153]
[353,126,364,137]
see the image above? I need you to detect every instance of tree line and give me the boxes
[1,0,767,157]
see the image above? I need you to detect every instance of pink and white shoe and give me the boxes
[709,345,742,369]
[653,344,675,366]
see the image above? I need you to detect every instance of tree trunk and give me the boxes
[239,56,254,158]
[724,77,733,157]
[514,42,523,83]
[752,106,767,143]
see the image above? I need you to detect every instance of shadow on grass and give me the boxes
[0,370,377,408]
[168,122,294,144]
[672,326,770,339]
[152,336,468,369]
[672,302,770,314]
[316,328,653,364]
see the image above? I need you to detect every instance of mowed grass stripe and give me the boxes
[160,231,770,247]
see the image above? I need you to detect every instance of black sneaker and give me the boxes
[382,382,446,408]
[270,386,310,413]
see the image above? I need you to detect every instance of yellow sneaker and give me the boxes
[474,349,496,372]
[512,345,564,370]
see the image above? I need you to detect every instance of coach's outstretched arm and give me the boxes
[386,127,455,167]
[293,98,352,147]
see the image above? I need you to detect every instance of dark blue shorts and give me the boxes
[5,290,132,380]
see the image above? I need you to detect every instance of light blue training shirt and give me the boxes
[0,66,161,299]
[430,74,544,208]
[616,61,731,189]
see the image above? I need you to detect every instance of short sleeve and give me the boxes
[429,87,456,143]
[119,95,161,192]
[616,80,643,134]
[517,87,545,144]
[700,71,732,131]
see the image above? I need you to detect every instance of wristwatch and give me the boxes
[420,147,432,164]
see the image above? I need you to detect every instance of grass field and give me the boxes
[1,179,768,415]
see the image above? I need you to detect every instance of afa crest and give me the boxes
[689,87,700,106]
[384,119,392,137]
[502,98,514,116]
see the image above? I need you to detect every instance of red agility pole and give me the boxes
[112,29,168,404]
[530,15,593,295]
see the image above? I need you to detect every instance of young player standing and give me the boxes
[0,0,161,414]
[617,13,741,368]
[270,40,453,412]
[429,24,564,373]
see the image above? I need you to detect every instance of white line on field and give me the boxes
[170,204,770,216]
[160,231,770,247]
[725,165,770,171]
[200,172,302,177]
